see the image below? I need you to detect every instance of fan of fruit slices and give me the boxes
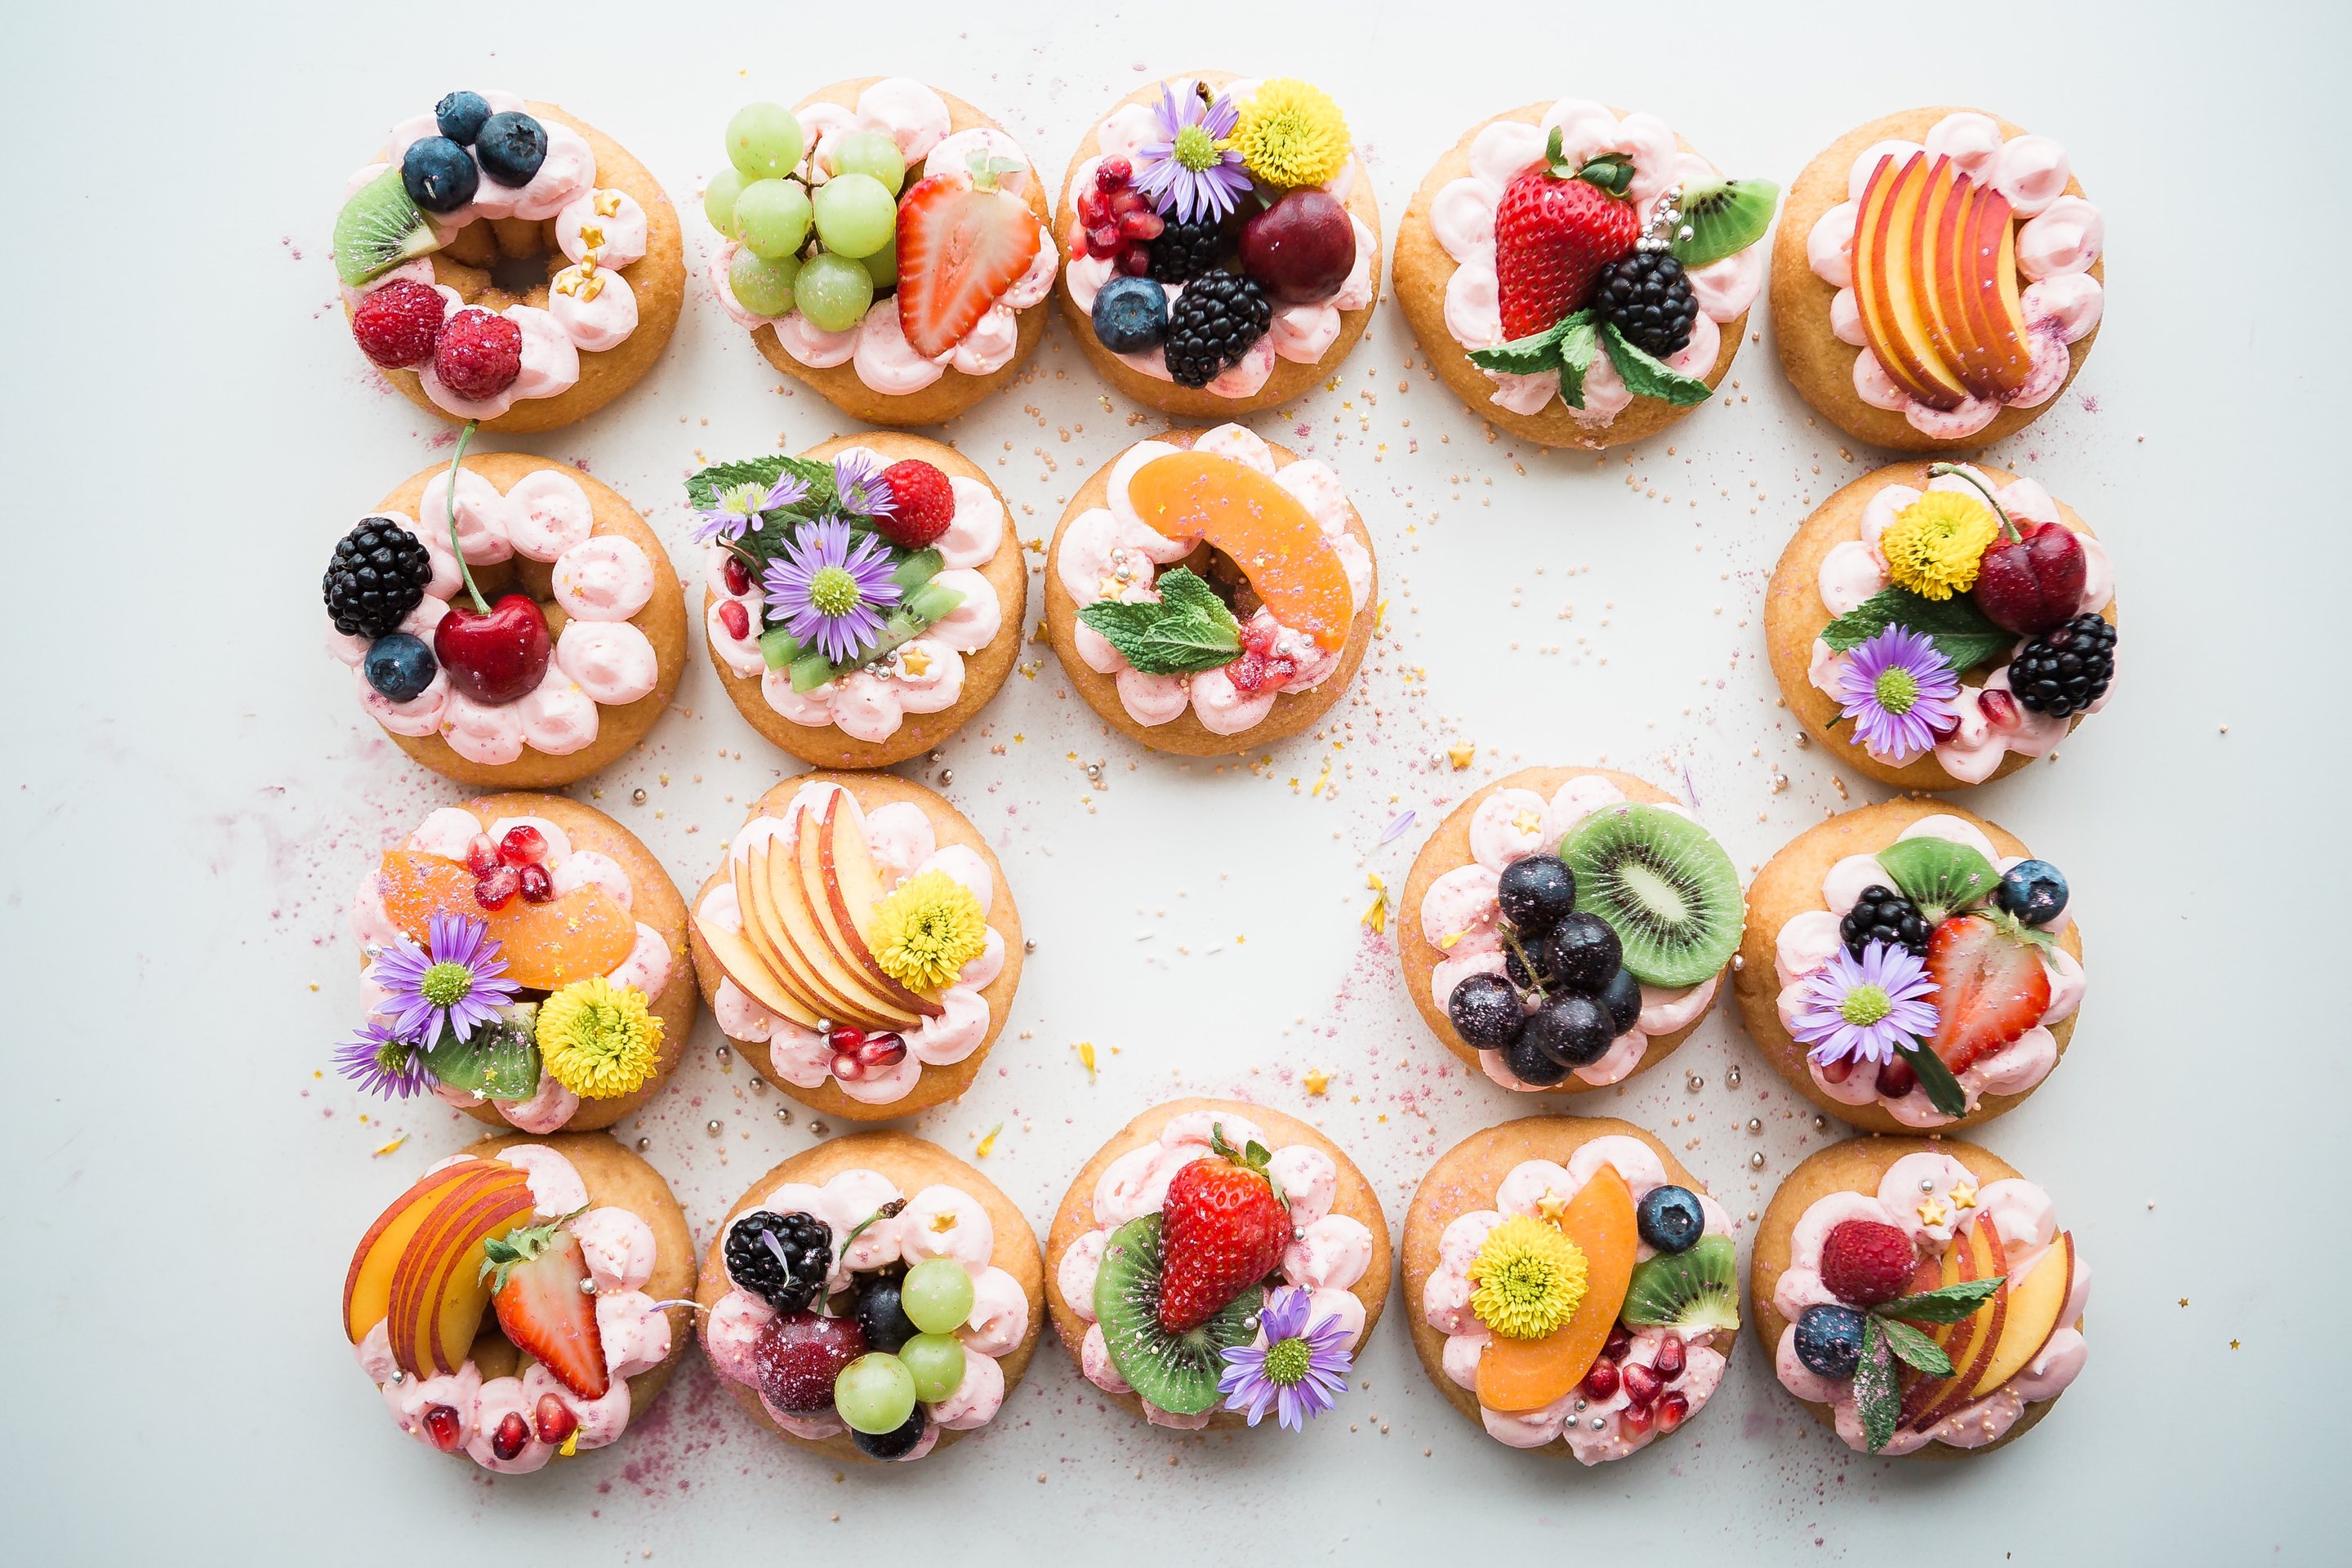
[702,84,1058,398]
[346,1143,676,1473]
[1773,814,2083,1127]
[1771,1148,2088,1454]
[1056,425,1374,735]
[693,778,1007,1107]
[1421,1137,1737,1462]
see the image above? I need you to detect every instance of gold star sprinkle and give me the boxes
[592,189,622,218]
[577,222,607,249]
[1947,1181,1978,1209]
[1916,1196,1950,1227]
[1535,1189,1570,1223]
[1447,742,1477,770]
[1303,1068,1330,1097]
[899,646,933,677]
[1512,811,1543,836]
[929,1210,959,1233]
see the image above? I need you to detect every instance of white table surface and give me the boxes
[4,0,2343,1558]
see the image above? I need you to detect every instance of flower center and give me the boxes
[1840,984,1893,1027]
[1873,666,1919,715]
[808,564,862,617]
[1172,123,1221,172]
[1259,1336,1312,1388]
[720,481,763,516]
[419,961,474,1008]
[1467,1217,1588,1340]
[372,1036,412,1074]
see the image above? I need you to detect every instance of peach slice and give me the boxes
[1475,1165,1638,1414]
[345,1159,492,1344]
[1901,1218,2009,1432]
[375,849,637,991]
[1125,451,1354,652]
[1967,1230,2072,1399]
[381,1160,536,1377]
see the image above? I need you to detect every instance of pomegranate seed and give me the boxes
[474,864,521,910]
[1108,187,1147,216]
[1095,156,1132,189]
[491,1410,530,1461]
[464,834,501,877]
[1821,1056,1854,1085]
[1580,1360,1619,1399]
[422,1404,463,1452]
[1654,1390,1690,1434]
[1619,1362,1661,1408]
[535,1393,579,1446]
[1655,1335,1686,1381]
[1619,1401,1652,1435]
[1876,1056,1918,1098]
[1601,1326,1633,1362]
[518,862,555,904]
[855,1032,907,1071]
[1980,687,2020,731]
[1116,245,1152,276]
[1087,224,1120,255]
[718,599,751,640]
[831,1051,865,1083]
[826,1026,866,1054]
[498,824,546,866]
[1077,188,1109,226]
[722,555,752,595]
[1118,209,1165,241]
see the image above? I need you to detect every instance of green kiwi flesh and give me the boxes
[1620,1234,1740,1333]
[1562,803,1743,988]
[1670,176,1780,270]
[1092,1214,1259,1415]
[334,167,443,288]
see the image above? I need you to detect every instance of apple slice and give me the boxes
[697,905,827,1031]
[1475,1166,1638,1413]
[811,793,941,1018]
[345,1160,493,1343]
[1907,1220,2010,1432]
[766,820,913,1029]
[1967,1231,2073,1399]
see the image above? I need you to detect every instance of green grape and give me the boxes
[726,102,804,179]
[833,1352,918,1435]
[728,250,800,317]
[902,1258,977,1334]
[812,172,898,260]
[899,1333,966,1403]
[702,167,747,238]
[734,178,813,261]
[859,234,898,289]
[831,131,906,197]
[794,252,874,332]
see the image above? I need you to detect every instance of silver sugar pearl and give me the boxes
[775,1107,793,1124]
[938,769,954,786]
[706,1119,724,1137]
[1590,1415,1608,1431]
[1922,1178,1936,1192]
[1686,1073,1705,1093]
[929,751,944,764]
[1748,1118,1764,1134]
[751,1076,768,1094]
[1749,1152,1767,1169]
[1813,1115,1829,1131]
[631,788,647,804]
[635,1136,651,1152]
[1023,938,1037,953]
[1725,1067,1742,1089]
[715,1043,731,1062]
[1575,1398,1588,1412]
[1731,953,1745,971]
[810,1121,830,1138]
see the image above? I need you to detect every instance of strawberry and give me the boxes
[481,1214,609,1400]
[1921,915,2051,1073]
[894,163,1041,359]
[874,459,956,550]
[1156,1125,1294,1332]
[1493,136,1642,341]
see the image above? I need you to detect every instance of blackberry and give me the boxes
[2009,613,2116,717]
[323,518,434,639]
[1161,270,1270,388]
[724,1209,831,1313]
[1840,885,1930,960]
[1592,249,1699,360]
[1147,216,1228,284]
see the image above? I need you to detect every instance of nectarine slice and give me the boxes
[1125,451,1354,652]
[345,1160,492,1343]
[1475,1165,1638,1414]
[376,849,638,991]
[1967,1231,2071,1399]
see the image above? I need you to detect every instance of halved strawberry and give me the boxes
[481,1215,609,1400]
[895,167,1040,359]
[1921,915,2051,1073]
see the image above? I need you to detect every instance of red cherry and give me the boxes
[1116,245,1152,276]
[498,824,546,866]
[1581,1360,1619,1399]
[722,554,752,595]
[718,599,751,640]
[518,862,555,904]
[1095,156,1133,190]
[1979,687,2020,732]
[1875,1055,1918,1099]
[433,593,551,705]
[474,864,521,910]
[421,1404,463,1452]
[1654,1390,1690,1434]
[1972,522,2087,635]
[464,833,501,878]
[753,1311,867,1414]
[1240,187,1358,304]
[534,1393,579,1446]
[1654,1334,1686,1381]
[1619,1362,1661,1408]
[490,1410,530,1461]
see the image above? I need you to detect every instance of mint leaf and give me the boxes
[1601,321,1713,406]
[1896,1039,1971,1119]
[1876,1316,1954,1377]
[1877,1275,2006,1325]
[1853,1316,1899,1454]
[684,454,836,515]
[1668,180,1781,270]
[1468,323,1568,376]
[423,1004,541,1101]
[1874,838,1999,924]
[1557,312,1601,408]
[1078,567,1244,675]
[1820,587,2014,673]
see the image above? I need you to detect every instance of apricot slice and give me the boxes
[375,849,638,991]
[1476,1164,1639,1413]
[1125,451,1354,651]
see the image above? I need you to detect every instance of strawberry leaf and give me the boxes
[1078,567,1244,675]
[1896,1039,1971,1119]
[1876,1316,1954,1377]
[1985,906,2059,952]
[1600,321,1713,407]
[1854,1316,1899,1453]
[1820,587,2014,673]
[1873,838,2000,924]
[1876,1275,2006,1324]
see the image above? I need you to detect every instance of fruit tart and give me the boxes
[693,433,1025,768]
[702,82,1058,426]
[1766,460,2118,790]
[688,773,1022,1121]
[1773,109,2104,450]
[1046,1099,1390,1433]
[336,793,693,1134]
[1057,74,1380,415]
[1733,799,2085,1134]
[1405,1117,1739,1461]
[697,1130,1044,1463]
[324,442,688,788]
[335,90,684,433]
[1045,424,1378,754]
[1401,768,1742,1096]
[1753,1137,2088,1456]
[346,1132,693,1472]
[1393,98,1777,448]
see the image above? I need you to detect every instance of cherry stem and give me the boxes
[1927,461,2017,543]
[446,419,490,615]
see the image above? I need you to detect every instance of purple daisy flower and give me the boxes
[1133,83,1252,223]
[368,913,519,1045]
[693,472,811,544]
[332,1018,432,1098]
[762,516,903,665]
[1790,941,1940,1069]
[1835,626,1960,763]
[831,450,895,519]
[1217,1286,1353,1431]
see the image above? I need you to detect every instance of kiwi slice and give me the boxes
[334,167,443,287]
[1669,176,1780,270]
[1093,1214,1259,1415]
[1561,804,1743,988]
[1620,1234,1740,1334]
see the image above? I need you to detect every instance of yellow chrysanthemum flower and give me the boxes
[537,977,664,1099]
[1880,492,2000,601]
[870,871,987,993]
[1468,1216,1588,1340]
[1232,79,1352,189]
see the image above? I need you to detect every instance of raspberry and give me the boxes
[351,279,447,369]
[873,459,956,550]
[432,307,523,400]
[1819,1218,1918,1307]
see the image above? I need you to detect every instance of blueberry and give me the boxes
[1090,275,1168,352]
[475,111,548,187]
[850,1405,928,1460]
[1793,1303,1868,1379]
[1447,972,1524,1048]
[1995,859,2069,926]
[1600,967,1643,1036]
[400,136,479,214]
[1636,1184,1706,1253]
[1544,912,1622,992]
[435,90,492,145]
[1496,853,1575,936]
[854,1276,916,1354]
[1501,1031,1573,1087]
[1525,992,1614,1067]
[363,632,439,702]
